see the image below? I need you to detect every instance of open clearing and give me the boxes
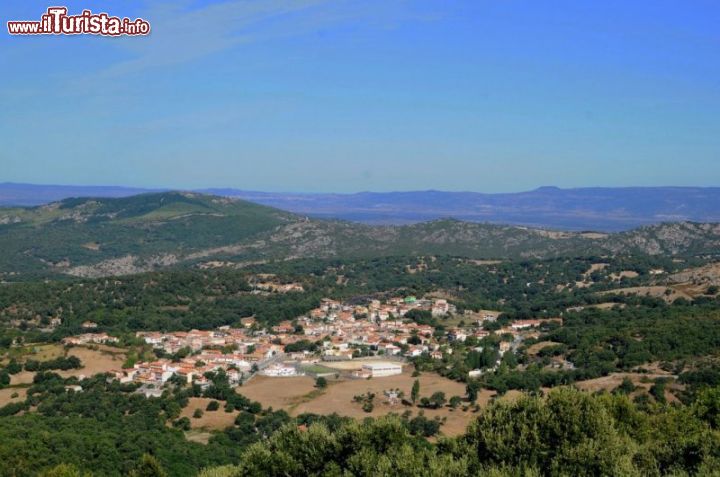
[239,370,495,436]
[0,387,27,407]
[610,270,639,280]
[574,372,681,403]
[525,341,562,356]
[181,397,239,430]
[598,285,692,303]
[10,346,126,385]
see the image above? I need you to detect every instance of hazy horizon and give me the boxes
[3,181,720,196]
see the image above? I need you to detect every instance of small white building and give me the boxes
[362,362,402,377]
[262,364,298,377]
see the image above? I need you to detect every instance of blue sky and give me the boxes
[1,0,718,192]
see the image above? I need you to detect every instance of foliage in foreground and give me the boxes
[194,387,720,477]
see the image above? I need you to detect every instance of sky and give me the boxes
[0,0,719,193]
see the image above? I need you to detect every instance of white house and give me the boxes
[362,362,402,377]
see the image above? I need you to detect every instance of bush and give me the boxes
[173,417,191,431]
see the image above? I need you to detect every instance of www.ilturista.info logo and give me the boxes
[7,7,150,36]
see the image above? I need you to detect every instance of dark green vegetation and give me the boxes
[1,192,720,475]
[0,370,447,476]
[0,192,293,280]
[29,387,720,476]
[2,255,720,389]
[1,192,718,281]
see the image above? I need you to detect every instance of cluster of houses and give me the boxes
[112,349,254,388]
[62,332,118,346]
[293,297,453,360]
[59,294,561,388]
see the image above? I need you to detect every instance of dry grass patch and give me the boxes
[10,346,126,385]
[598,286,692,303]
[574,372,681,403]
[181,397,239,430]
[610,270,639,280]
[526,341,562,356]
[240,371,488,436]
[0,387,27,406]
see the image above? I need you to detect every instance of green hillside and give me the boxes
[0,192,294,279]
[0,192,718,281]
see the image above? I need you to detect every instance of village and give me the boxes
[59,295,556,392]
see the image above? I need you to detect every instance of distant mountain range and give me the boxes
[1,182,719,231]
[1,191,719,280]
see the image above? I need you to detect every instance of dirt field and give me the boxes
[669,263,720,288]
[610,270,640,280]
[574,372,681,403]
[598,285,692,303]
[589,302,626,310]
[181,397,239,430]
[525,341,562,356]
[239,371,494,436]
[0,387,27,406]
[10,346,126,385]
[584,263,609,277]
[62,347,126,377]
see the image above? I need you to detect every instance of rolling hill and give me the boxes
[0,191,718,281]
[2,183,720,231]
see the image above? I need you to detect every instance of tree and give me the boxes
[411,379,420,404]
[6,359,22,375]
[38,464,88,477]
[693,386,720,429]
[429,391,446,409]
[449,395,462,408]
[129,454,168,477]
[206,400,220,411]
[315,377,328,389]
[173,417,191,431]
[615,377,636,395]
[193,408,204,419]
[466,380,481,403]
[650,379,668,404]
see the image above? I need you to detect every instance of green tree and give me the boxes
[315,377,328,389]
[466,380,481,403]
[411,379,420,404]
[129,454,168,477]
[429,391,446,409]
[38,464,87,477]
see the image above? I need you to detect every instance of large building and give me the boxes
[361,362,402,377]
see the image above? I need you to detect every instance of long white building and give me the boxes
[362,362,402,377]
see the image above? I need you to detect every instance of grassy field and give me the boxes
[299,363,339,375]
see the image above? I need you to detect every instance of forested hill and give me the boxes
[0,191,718,280]
[4,183,720,232]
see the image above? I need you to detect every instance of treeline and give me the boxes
[203,387,719,476]
[0,254,689,338]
